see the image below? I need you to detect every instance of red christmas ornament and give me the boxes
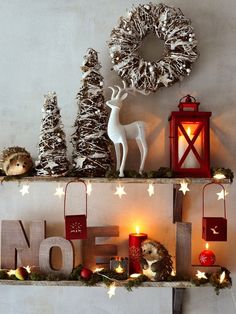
[80,267,93,280]
[199,243,216,266]
[169,95,211,177]
[129,226,147,274]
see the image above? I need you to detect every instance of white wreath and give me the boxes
[108,3,199,93]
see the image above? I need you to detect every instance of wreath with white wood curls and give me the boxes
[108,3,199,93]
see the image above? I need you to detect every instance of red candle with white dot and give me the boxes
[199,243,216,266]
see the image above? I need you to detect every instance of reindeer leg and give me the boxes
[137,126,148,174]
[119,141,128,177]
[136,138,144,174]
[114,143,121,172]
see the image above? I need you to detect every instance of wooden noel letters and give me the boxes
[0,220,119,274]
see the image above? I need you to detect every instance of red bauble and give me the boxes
[199,249,216,266]
[80,267,93,280]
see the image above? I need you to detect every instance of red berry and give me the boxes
[80,267,93,280]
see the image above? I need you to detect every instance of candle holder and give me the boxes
[110,257,129,277]
[169,95,211,177]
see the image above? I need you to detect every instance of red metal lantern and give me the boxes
[64,180,87,240]
[169,95,211,177]
[202,183,227,241]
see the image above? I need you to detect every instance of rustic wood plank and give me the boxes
[173,184,184,223]
[0,280,205,287]
[0,176,231,184]
[82,226,119,270]
[176,222,192,280]
[172,288,185,314]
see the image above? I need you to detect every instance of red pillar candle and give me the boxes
[199,243,216,266]
[129,226,147,274]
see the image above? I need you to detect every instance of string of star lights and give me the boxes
[107,282,116,298]
[196,270,208,280]
[114,184,126,198]
[179,180,190,195]
[147,183,155,197]
[54,185,65,198]
[19,184,30,196]
[217,187,229,200]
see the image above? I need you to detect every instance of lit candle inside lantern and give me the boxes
[110,257,128,276]
[199,243,216,266]
[178,126,201,169]
[129,226,147,274]
[115,264,124,274]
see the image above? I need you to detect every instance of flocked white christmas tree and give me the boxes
[36,91,70,176]
[71,48,113,177]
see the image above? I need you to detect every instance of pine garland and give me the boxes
[0,265,231,295]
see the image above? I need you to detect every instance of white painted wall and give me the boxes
[0,0,236,313]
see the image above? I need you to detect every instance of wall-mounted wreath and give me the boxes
[108,3,199,93]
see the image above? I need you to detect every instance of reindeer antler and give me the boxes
[108,79,150,100]
[108,86,117,99]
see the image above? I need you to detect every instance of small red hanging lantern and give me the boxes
[64,180,88,240]
[169,95,211,177]
[202,183,227,241]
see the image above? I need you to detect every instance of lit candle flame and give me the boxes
[115,264,124,274]
[205,243,209,250]
[187,127,191,137]
[136,226,140,234]
[220,271,226,284]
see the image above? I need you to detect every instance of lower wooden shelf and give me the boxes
[0,280,201,288]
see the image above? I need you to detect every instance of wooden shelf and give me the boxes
[0,176,231,184]
[0,280,200,288]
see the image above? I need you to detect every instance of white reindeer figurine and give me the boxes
[106,81,148,177]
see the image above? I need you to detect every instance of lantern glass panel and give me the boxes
[178,122,204,169]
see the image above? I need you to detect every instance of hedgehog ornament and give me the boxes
[0,147,33,176]
[140,239,173,281]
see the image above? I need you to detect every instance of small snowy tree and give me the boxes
[36,91,69,176]
[71,48,113,177]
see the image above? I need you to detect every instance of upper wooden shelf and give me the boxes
[0,176,231,184]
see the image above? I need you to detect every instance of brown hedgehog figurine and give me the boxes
[0,146,33,176]
[140,239,173,281]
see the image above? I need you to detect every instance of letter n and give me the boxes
[1,220,45,269]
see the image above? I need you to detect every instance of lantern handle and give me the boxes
[179,95,196,103]
[178,95,200,112]
[64,180,88,218]
[202,182,226,219]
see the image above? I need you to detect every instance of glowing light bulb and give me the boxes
[219,271,226,284]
